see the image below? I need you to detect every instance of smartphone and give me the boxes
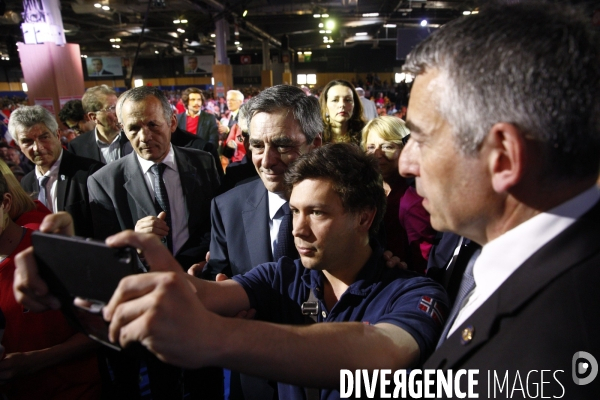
[31,231,139,350]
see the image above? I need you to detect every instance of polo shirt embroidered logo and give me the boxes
[418,296,446,326]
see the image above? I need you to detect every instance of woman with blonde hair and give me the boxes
[0,160,49,230]
[319,79,366,144]
[362,116,436,273]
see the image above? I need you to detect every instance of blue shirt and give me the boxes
[233,243,449,400]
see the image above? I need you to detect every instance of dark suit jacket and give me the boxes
[425,200,600,398]
[219,155,258,194]
[67,130,133,163]
[21,150,102,238]
[88,146,220,270]
[205,179,273,278]
[171,127,223,181]
[176,111,219,148]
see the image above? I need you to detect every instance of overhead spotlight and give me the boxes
[325,30,331,34]
[115,38,121,42]
[181,19,188,23]
[81,54,88,58]
[321,13,329,18]
[318,23,323,28]
[362,13,378,17]
[420,19,428,27]
[110,38,115,42]
[325,20,335,30]
[319,30,325,34]
[94,3,101,8]
[210,33,216,37]
[237,46,242,51]
[326,45,330,48]
[22,82,28,92]
[297,51,302,55]
[471,10,479,14]
[234,41,239,45]
[383,24,396,28]
[323,36,328,40]
[242,10,248,17]
[463,11,471,15]
[313,14,321,18]
[177,28,185,33]
[356,32,368,36]
[173,19,181,24]
[102,5,110,10]
[155,50,159,54]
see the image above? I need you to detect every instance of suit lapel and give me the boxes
[122,154,156,218]
[242,181,273,267]
[173,147,200,228]
[426,200,600,369]
[55,151,74,212]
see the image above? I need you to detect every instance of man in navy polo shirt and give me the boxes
[15,143,448,400]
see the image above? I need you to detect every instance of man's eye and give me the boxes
[312,210,323,216]
[277,146,292,153]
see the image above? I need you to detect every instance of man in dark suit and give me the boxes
[90,58,114,76]
[68,85,133,164]
[9,105,101,238]
[176,88,219,147]
[399,3,599,397]
[87,86,221,399]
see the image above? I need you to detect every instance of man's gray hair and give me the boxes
[403,2,600,179]
[227,90,244,102]
[8,105,59,144]
[82,85,117,113]
[245,85,323,144]
[355,87,365,97]
[116,86,173,124]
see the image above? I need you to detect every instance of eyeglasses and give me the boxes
[97,105,117,113]
[65,123,84,134]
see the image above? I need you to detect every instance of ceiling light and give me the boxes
[420,20,428,27]
[304,51,312,55]
[356,32,368,36]
[327,44,331,48]
[362,13,378,17]
[242,10,248,17]
[177,28,185,33]
[319,30,325,33]
[463,11,471,15]
[173,19,180,24]
[102,5,110,10]
[383,24,396,28]
[81,55,87,58]
[181,19,188,23]
[234,41,240,45]
[115,38,121,42]
[237,46,242,51]
[471,10,479,14]
[325,30,331,34]
[318,23,323,28]
[134,79,144,87]
[325,20,335,30]
[155,50,159,54]
[112,45,120,48]
[322,14,329,18]
[110,38,115,42]
[94,3,101,8]
[328,39,334,43]
[323,36,328,40]
[210,33,216,38]
[313,14,321,18]
[22,82,28,92]
[297,52,302,55]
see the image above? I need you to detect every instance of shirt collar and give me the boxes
[136,144,177,174]
[95,128,121,146]
[268,190,287,220]
[473,185,600,295]
[35,149,63,178]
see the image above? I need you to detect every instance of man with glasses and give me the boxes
[57,100,95,137]
[68,85,133,164]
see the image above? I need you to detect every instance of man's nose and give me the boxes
[399,140,419,178]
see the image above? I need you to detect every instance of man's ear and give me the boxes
[311,134,323,149]
[357,208,377,233]
[487,122,525,193]
[2,192,12,215]
[88,112,98,123]
[169,114,178,133]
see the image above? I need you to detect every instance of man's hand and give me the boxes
[383,251,408,270]
[217,122,229,135]
[187,251,209,277]
[13,212,75,311]
[134,212,169,237]
[0,352,36,384]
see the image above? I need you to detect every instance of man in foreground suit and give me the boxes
[9,106,101,238]
[69,85,133,164]
[399,3,599,397]
[87,86,221,398]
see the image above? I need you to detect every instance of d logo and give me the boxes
[572,351,598,385]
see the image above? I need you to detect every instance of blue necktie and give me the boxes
[38,175,50,209]
[436,247,481,348]
[150,163,173,252]
[273,203,297,261]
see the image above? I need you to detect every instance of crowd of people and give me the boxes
[0,2,598,399]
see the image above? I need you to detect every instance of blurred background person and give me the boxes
[319,79,365,144]
[176,88,219,147]
[362,116,436,273]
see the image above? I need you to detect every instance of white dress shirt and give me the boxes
[268,191,288,257]
[34,149,63,213]
[449,185,600,336]
[137,146,189,256]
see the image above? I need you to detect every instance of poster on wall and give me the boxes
[35,98,55,114]
[86,57,123,77]
[184,55,213,74]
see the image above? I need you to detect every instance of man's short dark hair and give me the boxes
[285,143,386,236]
[181,88,205,107]
[245,85,323,144]
[117,86,173,123]
[404,2,600,181]
[58,100,86,125]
